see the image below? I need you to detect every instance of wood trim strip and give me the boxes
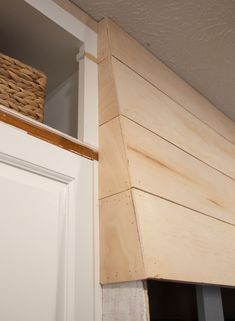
[85,51,98,64]
[0,111,98,161]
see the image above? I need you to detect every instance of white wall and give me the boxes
[44,71,78,137]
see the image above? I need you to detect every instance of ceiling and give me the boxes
[71,0,235,122]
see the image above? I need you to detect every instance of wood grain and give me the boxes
[99,117,130,198]
[99,58,119,125]
[0,110,98,161]
[106,18,235,145]
[132,189,235,286]
[84,52,98,64]
[120,116,235,225]
[98,18,110,62]
[100,190,145,283]
[112,58,235,180]
[98,18,235,286]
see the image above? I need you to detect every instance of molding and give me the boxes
[0,108,98,161]
[0,152,73,183]
[0,127,96,320]
[0,150,77,320]
[85,52,98,64]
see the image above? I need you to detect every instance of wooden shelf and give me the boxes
[0,106,98,161]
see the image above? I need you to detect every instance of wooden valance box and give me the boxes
[0,53,47,122]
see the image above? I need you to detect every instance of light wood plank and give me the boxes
[98,58,119,125]
[120,116,235,225]
[99,117,130,199]
[100,190,145,283]
[112,58,235,180]
[98,18,235,287]
[132,189,235,286]
[106,18,235,144]
[98,18,110,62]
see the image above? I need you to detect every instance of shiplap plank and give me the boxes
[120,116,235,225]
[98,18,110,62]
[106,19,235,144]
[113,58,235,180]
[99,117,130,199]
[100,190,145,283]
[132,189,235,286]
[98,58,119,125]
[98,18,235,287]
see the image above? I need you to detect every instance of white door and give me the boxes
[0,122,95,321]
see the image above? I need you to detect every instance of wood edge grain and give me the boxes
[85,51,98,64]
[100,189,145,284]
[98,18,111,63]
[0,111,98,161]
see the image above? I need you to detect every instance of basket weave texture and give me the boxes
[0,53,47,122]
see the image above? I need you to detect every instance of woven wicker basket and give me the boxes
[0,53,47,122]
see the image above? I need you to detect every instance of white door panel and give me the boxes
[0,122,95,321]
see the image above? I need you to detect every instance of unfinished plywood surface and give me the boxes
[98,18,235,286]
[105,18,235,145]
[99,117,130,199]
[100,190,145,283]
[132,189,235,286]
[98,18,110,62]
[120,116,235,225]
[112,58,235,180]
[98,58,119,125]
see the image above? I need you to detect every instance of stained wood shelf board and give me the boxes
[0,105,98,161]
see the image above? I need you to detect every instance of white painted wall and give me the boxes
[44,71,78,137]
[24,0,97,57]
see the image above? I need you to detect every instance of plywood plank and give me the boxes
[99,117,130,199]
[98,18,110,62]
[106,19,235,144]
[132,189,235,286]
[98,18,235,287]
[98,58,119,125]
[120,116,235,225]
[112,58,235,180]
[100,190,145,283]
